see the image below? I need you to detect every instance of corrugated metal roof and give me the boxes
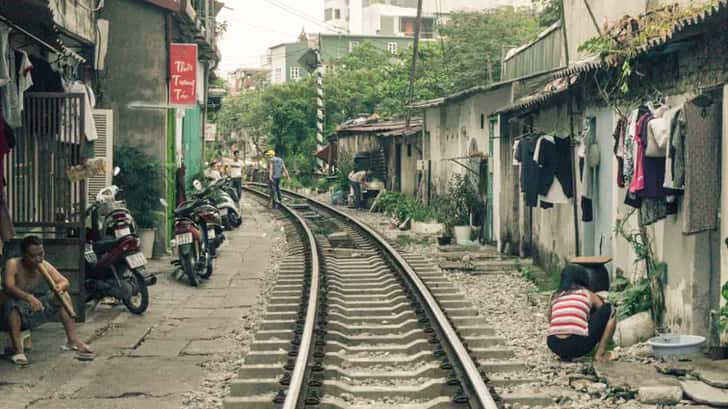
[408,81,511,109]
[553,55,603,79]
[336,117,423,136]
[496,75,576,115]
[556,1,728,78]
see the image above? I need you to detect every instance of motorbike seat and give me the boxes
[93,239,119,254]
[174,200,202,217]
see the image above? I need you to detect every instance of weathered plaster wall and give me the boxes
[51,0,96,42]
[424,87,510,195]
[98,0,170,252]
[528,104,577,271]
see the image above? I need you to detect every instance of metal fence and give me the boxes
[3,92,88,320]
[6,92,86,227]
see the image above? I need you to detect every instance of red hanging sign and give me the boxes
[169,43,197,106]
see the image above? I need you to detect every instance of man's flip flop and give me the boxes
[75,352,95,361]
[10,353,29,366]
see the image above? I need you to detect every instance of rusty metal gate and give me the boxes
[3,92,88,320]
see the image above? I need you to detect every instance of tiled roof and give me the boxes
[336,117,423,136]
[496,75,577,115]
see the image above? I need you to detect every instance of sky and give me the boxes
[217,0,326,74]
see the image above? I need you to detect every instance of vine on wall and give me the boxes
[614,209,666,326]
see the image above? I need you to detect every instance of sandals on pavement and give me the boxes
[10,353,29,366]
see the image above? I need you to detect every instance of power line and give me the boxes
[256,0,347,34]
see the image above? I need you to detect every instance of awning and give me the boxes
[315,143,337,164]
[0,2,87,64]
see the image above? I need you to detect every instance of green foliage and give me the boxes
[334,151,354,194]
[438,8,541,90]
[114,146,164,229]
[537,0,562,27]
[608,278,653,321]
[721,281,728,332]
[213,10,542,175]
[614,209,667,323]
[438,174,479,227]
[377,192,437,223]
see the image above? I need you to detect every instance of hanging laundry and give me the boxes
[664,107,686,190]
[612,117,626,188]
[683,99,720,235]
[27,56,64,93]
[64,80,98,142]
[512,139,521,166]
[17,50,33,114]
[0,24,21,129]
[629,112,653,194]
[514,135,541,208]
[641,198,668,226]
[0,22,9,88]
[534,134,573,205]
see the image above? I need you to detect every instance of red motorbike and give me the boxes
[85,197,155,314]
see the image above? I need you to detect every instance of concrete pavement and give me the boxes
[0,198,280,409]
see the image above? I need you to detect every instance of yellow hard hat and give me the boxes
[265,150,275,157]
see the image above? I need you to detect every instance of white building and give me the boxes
[324,0,533,35]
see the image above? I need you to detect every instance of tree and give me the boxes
[213,8,543,186]
[437,7,542,89]
[538,0,563,27]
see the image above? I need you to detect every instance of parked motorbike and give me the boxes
[91,167,137,241]
[172,198,220,286]
[84,197,155,315]
[194,178,242,230]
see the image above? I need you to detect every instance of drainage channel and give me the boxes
[226,185,525,409]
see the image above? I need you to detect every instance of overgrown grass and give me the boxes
[520,265,560,292]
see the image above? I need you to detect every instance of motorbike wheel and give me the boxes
[180,252,199,287]
[200,255,214,279]
[231,212,242,228]
[123,269,150,314]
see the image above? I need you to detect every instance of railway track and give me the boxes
[224,186,546,409]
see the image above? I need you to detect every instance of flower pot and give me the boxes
[139,228,155,259]
[453,225,471,244]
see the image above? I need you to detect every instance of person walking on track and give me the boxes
[266,150,289,208]
[229,150,245,201]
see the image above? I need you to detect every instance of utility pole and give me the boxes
[315,49,325,172]
[405,0,423,127]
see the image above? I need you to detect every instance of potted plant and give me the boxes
[114,146,165,259]
[441,174,477,245]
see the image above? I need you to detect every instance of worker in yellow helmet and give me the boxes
[266,149,289,208]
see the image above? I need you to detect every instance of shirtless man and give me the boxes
[1,235,93,365]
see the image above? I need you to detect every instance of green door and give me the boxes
[166,109,177,240]
[182,106,203,189]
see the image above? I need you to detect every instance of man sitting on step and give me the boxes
[1,235,93,365]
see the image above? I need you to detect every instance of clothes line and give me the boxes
[0,13,86,63]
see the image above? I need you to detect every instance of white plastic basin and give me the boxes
[648,335,706,358]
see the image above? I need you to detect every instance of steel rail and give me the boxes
[242,186,319,409]
[269,185,499,409]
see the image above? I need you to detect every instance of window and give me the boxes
[290,66,301,80]
[407,144,412,157]
[349,41,359,52]
[324,8,332,20]
[334,8,341,19]
[480,114,485,129]
[387,42,398,54]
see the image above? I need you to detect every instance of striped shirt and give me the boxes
[548,289,592,337]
